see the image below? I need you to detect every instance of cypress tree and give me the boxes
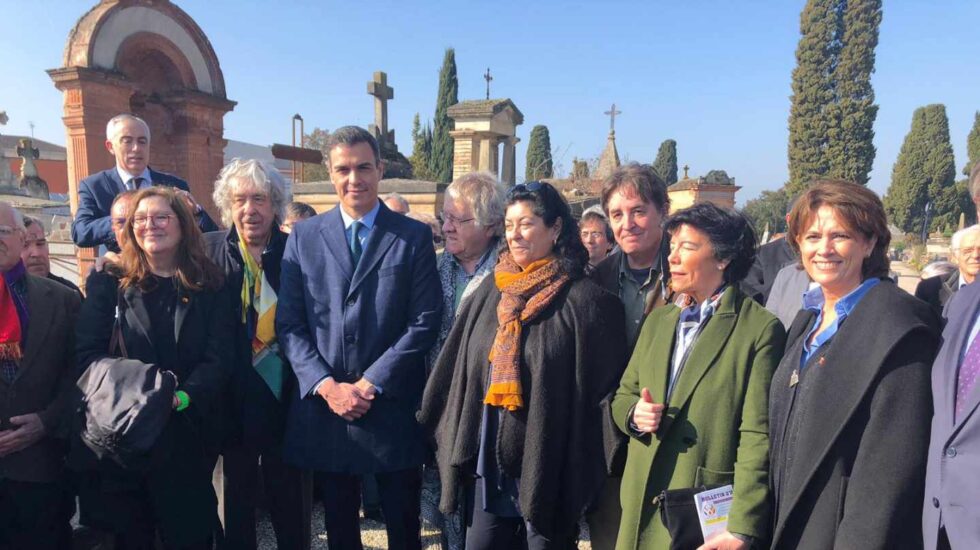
[884,105,959,233]
[826,0,881,185]
[409,113,433,180]
[652,139,678,185]
[429,48,458,183]
[525,125,553,180]
[965,111,980,175]
[787,0,841,194]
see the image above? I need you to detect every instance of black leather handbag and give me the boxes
[657,485,723,550]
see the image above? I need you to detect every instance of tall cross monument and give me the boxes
[367,71,394,143]
[604,103,621,134]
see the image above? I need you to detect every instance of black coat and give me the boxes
[204,226,293,453]
[742,238,796,304]
[71,269,234,543]
[418,275,627,539]
[914,269,959,314]
[768,281,940,549]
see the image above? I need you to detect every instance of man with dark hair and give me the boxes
[0,202,80,549]
[281,201,317,234]
[71,113,217,251]
[20,216,82,297]
[742,195,799,304]
[588,163,675,550]
[278,126,441,550]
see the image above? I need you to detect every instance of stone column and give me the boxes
[449,129,480,181]
[478,137,495,176]
[501,136,520,185]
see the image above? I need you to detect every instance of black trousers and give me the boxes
[0,478,72,550]
[315,467,422,550]
[464,482,577,550]
[215,445,312,550]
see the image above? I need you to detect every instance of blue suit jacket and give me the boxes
[277,201,442,473]
[71,167,219,249]
[923,280,980,550]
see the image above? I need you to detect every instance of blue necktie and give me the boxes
[350,221,363,265]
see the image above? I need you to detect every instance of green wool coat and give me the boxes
[611,286,786,550]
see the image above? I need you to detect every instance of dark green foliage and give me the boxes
[787,0,882,193]
[410,113,434,181]
[652,139,678,185]
[301,127,330,183]
[525,125,553,180]
[884,105,960,233]
[965,111,980,176]
[787,0,840,194]
[826,0,881,185]
[429,48,458,183]
[741,188,790,235]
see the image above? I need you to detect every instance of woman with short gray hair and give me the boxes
[421,171,505,550]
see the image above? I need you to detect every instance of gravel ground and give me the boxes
[256,505,592,549]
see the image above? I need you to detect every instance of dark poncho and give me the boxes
[418,275,627,539]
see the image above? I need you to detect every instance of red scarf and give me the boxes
[0,275,21,361]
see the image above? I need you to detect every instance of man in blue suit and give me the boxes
[277,126,441,550]
[71,113,218,251]
[923,278,980,550]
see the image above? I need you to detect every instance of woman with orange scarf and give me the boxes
[419,181,628,549]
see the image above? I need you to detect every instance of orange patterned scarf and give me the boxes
[486,252,569,411]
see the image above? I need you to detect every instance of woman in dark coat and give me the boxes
[768,180,940,550]
[418,181,628,549]
[73,186,233,549]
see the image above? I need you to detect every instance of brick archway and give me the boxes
[48,0,235,278]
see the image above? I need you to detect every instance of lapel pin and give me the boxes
[789,369,799,388]
[818,356,826,367]
[181,296,190,304]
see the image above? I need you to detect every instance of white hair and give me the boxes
[212,158,288,227]
[383,192,410,212]
[952,224,980,251]
[0,202,24,229]
[105,114,150,142]
[445,171,506,236]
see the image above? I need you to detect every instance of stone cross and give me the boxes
[683,164,689,179]
[367,71,394,138]
[604,103,621,133]
[484,68,493,100]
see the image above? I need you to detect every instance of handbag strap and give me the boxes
[109,287,129,358]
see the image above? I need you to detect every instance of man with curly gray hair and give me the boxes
[204,158,310,549]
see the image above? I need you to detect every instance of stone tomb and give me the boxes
[448,99,523,185]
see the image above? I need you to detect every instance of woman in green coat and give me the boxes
[612,203,786,550]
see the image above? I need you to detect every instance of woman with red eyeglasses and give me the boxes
[71,186,233,549]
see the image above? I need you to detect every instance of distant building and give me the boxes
[667,166,740,213]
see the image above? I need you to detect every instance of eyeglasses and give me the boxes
[442,212,475,227]
[580,231,606,240]
[508,181,545,197]
[0,225,21,238]
[133,214,174,228]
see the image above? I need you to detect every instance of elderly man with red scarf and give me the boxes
[0,201,80,549]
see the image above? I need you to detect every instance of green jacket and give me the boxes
[612,286,785,549]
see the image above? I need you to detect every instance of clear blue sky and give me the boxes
[2,1,978,202]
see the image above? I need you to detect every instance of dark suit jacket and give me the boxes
[0,275,80,483]
[914,269,959,314]
[71,167,218,249]
[769,281,939,549]
[923,281,980,550]
[741,238,795,304]
[204,226,293,453]
[277,201,442,474]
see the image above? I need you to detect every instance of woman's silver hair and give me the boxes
[212,158,287,227]
[445,171,505,236]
